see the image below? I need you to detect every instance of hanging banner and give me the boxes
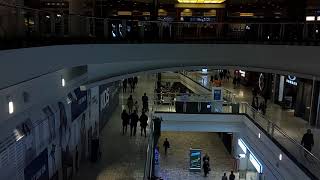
[71,88,87,121]
[189,148,202,170]
[24,148,49,180]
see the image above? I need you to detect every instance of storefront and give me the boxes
[274,75,299,110]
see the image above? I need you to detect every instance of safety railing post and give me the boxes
[271,124,275,138]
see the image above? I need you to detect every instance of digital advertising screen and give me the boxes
[189,148,202,170]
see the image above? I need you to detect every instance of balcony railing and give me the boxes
[1,2,320,50]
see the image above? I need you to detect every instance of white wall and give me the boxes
[1,44,320,90]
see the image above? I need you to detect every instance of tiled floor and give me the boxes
[76,75,155,180]
[158,132,238,180]
[187,71,320,159]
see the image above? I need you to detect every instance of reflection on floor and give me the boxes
[76,74,155,180]
[159,132,238,180]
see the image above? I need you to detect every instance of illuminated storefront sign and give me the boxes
[258,73,265,91]
[202,68,208,73]
[239,70,246,77]
[286,75,297,86]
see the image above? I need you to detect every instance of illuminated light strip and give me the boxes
[238,138,263,173]
[177,0,225,3]
[240,13,254,17]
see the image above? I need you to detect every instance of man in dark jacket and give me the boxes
[142,93,149,112]
[301,129,314,157]
[140,112,148,137]
[163,138,170,155]
[121,109,129,135]
[130,110,139,136]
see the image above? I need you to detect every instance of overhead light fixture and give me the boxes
[61,78,65,87]
[279,154,282,161]
[9,101,14,114]
[258,133,261,138]
[306,16,315,21]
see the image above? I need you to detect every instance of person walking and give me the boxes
[163,138,170,155]
[301,129,314,157]
[121,109,129,135]
[229,171,235,180]
[203,159,210,177]
[142,93,149,112]
[122,79,127,93]
[139,111,148,137]
[130,110,139,136]
[233,76,237,89]
[127,95,134,114]
[221,173,228,180]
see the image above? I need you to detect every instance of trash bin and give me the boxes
[232,103,240,113]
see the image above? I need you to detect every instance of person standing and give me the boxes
[301,129,314,157]
[140,112,148,137]
[128,78,133,92]
[229,171,235,180]
[142,93,149,112]
[127,95,134,114]
[130,110,139,136]
[221,173,228,180]
[163,138,170,155]
[122,79,127,93]
[134,101,139,113]
[121,109,129,135]
[134,76,138,87]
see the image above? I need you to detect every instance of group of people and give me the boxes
[122,77,138,93]
[127,93,149,114]
[121,109,149,137]
[122,93,150,137]
[202,154,235,180]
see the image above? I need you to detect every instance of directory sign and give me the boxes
[189,148,202,170]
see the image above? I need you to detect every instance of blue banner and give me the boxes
[24,148,49,180]
[71,88,87,121]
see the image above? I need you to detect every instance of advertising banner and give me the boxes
[24,148,49,180]
[71,88,87,121]
[189,148,202,170]
[212,87,223,101]
[99,82,120,130]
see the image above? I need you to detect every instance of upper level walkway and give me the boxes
[184,71,320,159]
[1,3,320,50]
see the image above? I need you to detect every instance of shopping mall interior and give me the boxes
[1,0,320,180]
